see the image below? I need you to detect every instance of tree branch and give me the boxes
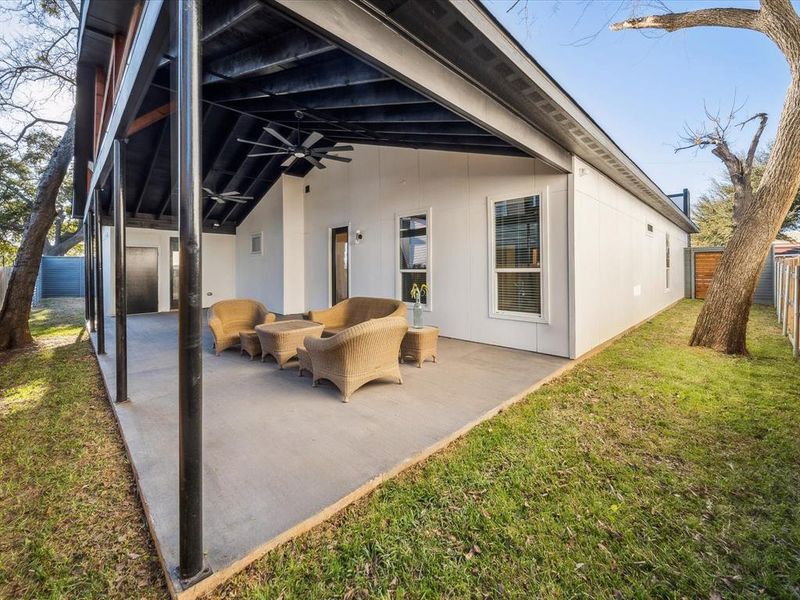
[739,112,768,171]
[610,8,763,34]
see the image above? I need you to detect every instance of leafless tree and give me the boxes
[675,102,769,229]
[0,0,79,350]
[612,0,800,355]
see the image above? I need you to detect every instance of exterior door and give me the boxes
[331,226,349,305]
[126,247,159,314]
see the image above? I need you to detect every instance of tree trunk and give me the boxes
[44,227,84,256]
[691,78,800,353]
[0,113,75,350]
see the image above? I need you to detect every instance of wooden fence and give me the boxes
[775,255,800,359]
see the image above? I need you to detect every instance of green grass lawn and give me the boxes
[1,300,798,599]
[0,299,165,599]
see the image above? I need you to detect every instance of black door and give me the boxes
[331,226,349,305]
[126,247,159,314]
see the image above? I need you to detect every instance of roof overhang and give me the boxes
[352,0,698,233]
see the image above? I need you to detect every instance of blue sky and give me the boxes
[482,0,790,201]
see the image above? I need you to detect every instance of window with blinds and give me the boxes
[489,194,545,320]
[398,211,430,305]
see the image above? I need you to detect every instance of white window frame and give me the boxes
[487,191,549,324]
[665,232,671,291]
[395,208,432,311]
[249,231,263,255]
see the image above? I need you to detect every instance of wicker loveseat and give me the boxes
[207,299,276,355]
[303,316,409,402]
[308,297,407,336]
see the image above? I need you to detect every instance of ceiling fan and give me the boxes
[202,188,252,204]
[237,111,354,170]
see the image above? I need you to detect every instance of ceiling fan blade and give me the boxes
[203,187,214,194]
[228,197,249,204]
[305,155,326,169]
[214,197,226,204]
[248,152,288,157]
[301,131,324,148]
[264,126,294,148]
[314,153,352,163]
[236,138,285,150]
[220,191,241,196]
[311,145,354,153]
[281,155,297,168]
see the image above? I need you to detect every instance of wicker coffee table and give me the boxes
[400,325,439,367]
[255,320,324,369]
[239,329,261,360]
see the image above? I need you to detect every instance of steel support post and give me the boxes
[87,209,96,332]
[174,0,207,583]
[113,139,129,403]
[94,190,106,354]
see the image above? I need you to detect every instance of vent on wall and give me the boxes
[646,222,654,236]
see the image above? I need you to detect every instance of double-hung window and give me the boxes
[665,232,671,290]
[489,193,547,321]
[397,210,430,306]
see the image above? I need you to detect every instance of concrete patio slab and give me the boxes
[91,312,570,598]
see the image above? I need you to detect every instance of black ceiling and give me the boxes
[93,0,525,233]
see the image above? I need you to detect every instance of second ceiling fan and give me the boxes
[238,111,354,170]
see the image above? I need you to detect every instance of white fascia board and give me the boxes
[451,0,697,234]
[83,0,166,220]
[272,0,572,173]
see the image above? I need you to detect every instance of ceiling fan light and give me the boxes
[293,151,305,158]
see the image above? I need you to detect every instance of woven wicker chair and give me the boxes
[207,299,276,355]
[303,316,409,402]
[308,297,407,336]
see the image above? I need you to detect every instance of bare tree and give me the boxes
[0,0,79,350]
[676,103,768,229]
[612,0,800,354]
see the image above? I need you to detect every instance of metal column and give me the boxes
[174,0,207,583]
[94,190,106,355]
[83,217,91,324]
[113,139,128,403]
[86,210,96,332]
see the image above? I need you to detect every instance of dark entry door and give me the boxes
[126,247,159,314]
[331,226,349,305]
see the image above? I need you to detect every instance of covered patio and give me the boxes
[91,313,570,597]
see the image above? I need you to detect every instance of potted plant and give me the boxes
[409,283,429,328]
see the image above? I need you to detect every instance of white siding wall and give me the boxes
[302,145,570,356]
[102,226,237,316]
[571,156,689,357]
[235,175,305,314]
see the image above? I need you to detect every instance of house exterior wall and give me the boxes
[571,156,689,357]
[102,226,237,316]
[301,145,571,356]
[235,175,305,315]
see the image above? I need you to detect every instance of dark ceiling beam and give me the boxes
[203,28,336,84]
[203,54,390,102]
[133,120,169,215]
[302,122,494,137]
[202,0,261,43]
[332,138,526,157]
[256,103,464,124]
[223,80,428,113]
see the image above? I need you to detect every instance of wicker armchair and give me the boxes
[308,297,407,336]
[303,316,408,402]
[207,299,276,355]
